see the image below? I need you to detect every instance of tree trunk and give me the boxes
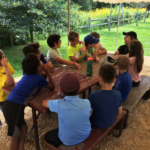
[30,30,33,43]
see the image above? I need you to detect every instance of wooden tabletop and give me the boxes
[2,53,114,114]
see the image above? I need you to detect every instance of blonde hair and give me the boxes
[117,56,130,70]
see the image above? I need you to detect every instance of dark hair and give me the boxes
[90,32,100,38]
[85,43,92,47]
[47,34,61,48]
[0,49,4,60]
[99,64,116,84]
[63,89,79,96]
[22,42,40,56]
[68,31,79,41]
[117,56,130,70]
[129,40,144,73]
[22,53,40,75]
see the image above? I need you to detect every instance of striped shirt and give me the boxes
[47,48,63,67]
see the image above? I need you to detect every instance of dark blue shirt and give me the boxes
[7,74,49,105]
[88,90,122,128]
[113,71,132,101]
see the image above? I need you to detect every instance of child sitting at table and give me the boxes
[113,56,132,101]
[47,33,81,70]
[83,34,99,62]
[2,53,55,150]
[88,64,122,128]
[0,50,15,127]
[90,32,107,55]
[22,42,54,69]
[42,73,91,150]
[128,40,144,87]
[67,31,87,62]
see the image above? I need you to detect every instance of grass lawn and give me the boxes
[2,18,150,78]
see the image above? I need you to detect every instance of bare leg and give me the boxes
[18,124,28,150]
[10,136,19,150]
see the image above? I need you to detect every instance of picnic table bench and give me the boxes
[122,75,150,112]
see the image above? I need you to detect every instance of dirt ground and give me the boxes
[0,56,150,150]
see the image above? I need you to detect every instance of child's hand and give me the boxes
[1,55,8,67]
[79,41,84,44]
[96,57,99,62]
[74,62,81,70]
[48,62,54,69]
[43,63,50,73]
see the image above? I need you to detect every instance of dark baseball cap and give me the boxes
[60,73,80,93]
[123,31,137,39]
[84,35,99,45]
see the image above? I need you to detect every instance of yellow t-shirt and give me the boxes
[0,62,15,102]
[67,44,82,61]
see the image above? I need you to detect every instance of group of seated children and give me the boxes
[0,30,144,150]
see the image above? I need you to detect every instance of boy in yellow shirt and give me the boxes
[67,31,87,62]
[0,50,15,126]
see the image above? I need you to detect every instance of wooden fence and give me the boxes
[81,12,150,32]
[0,12,150,47]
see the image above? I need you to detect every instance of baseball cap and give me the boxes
[60,73,80,93]
[123,31,137,39]
[84,35,99,45]
[102,56,116,65]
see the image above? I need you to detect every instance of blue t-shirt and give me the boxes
[113,71,132,101]
[7,74,49,105]
[89,90,122,128]
[48,95,91,145]
[40,53,47,64]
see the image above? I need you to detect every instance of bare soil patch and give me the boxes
[0,56,150,150]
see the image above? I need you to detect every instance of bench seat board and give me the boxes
[122,75,150,112]
[60,110,127,150]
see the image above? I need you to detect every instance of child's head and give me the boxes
[129,40,144,73]
[84,35,99,48]
[98,64,116,84]
[90,32,100,39]
[47,34,61,48]
[123,31,137,45]
[22,53,43,75]
[60,73,80,96]
[116,56,130,71]
[22,42,41,59]
[68,31,79,45]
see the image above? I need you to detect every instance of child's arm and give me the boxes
[114,50,119,55]
[118,106,122,115]
[42,99,49,108]
[79,41,86,52]
[55,57,81,70]
[1,56,15,86]
[69,50,88,62]
[98,48,107,55]
[90,109,93,117]
[44,64,55,90]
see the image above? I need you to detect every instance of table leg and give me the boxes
[32,108,40,150]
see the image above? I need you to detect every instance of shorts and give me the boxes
[44,128,62,148]
[2,100,26,136]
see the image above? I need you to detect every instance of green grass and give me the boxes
[2,18,150,78]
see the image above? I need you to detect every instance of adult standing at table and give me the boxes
[114,31,138,55]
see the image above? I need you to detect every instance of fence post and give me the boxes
[88,17,91,33]
[144,5,147,22]
[9,32,13,46]
[107,16,110,31]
